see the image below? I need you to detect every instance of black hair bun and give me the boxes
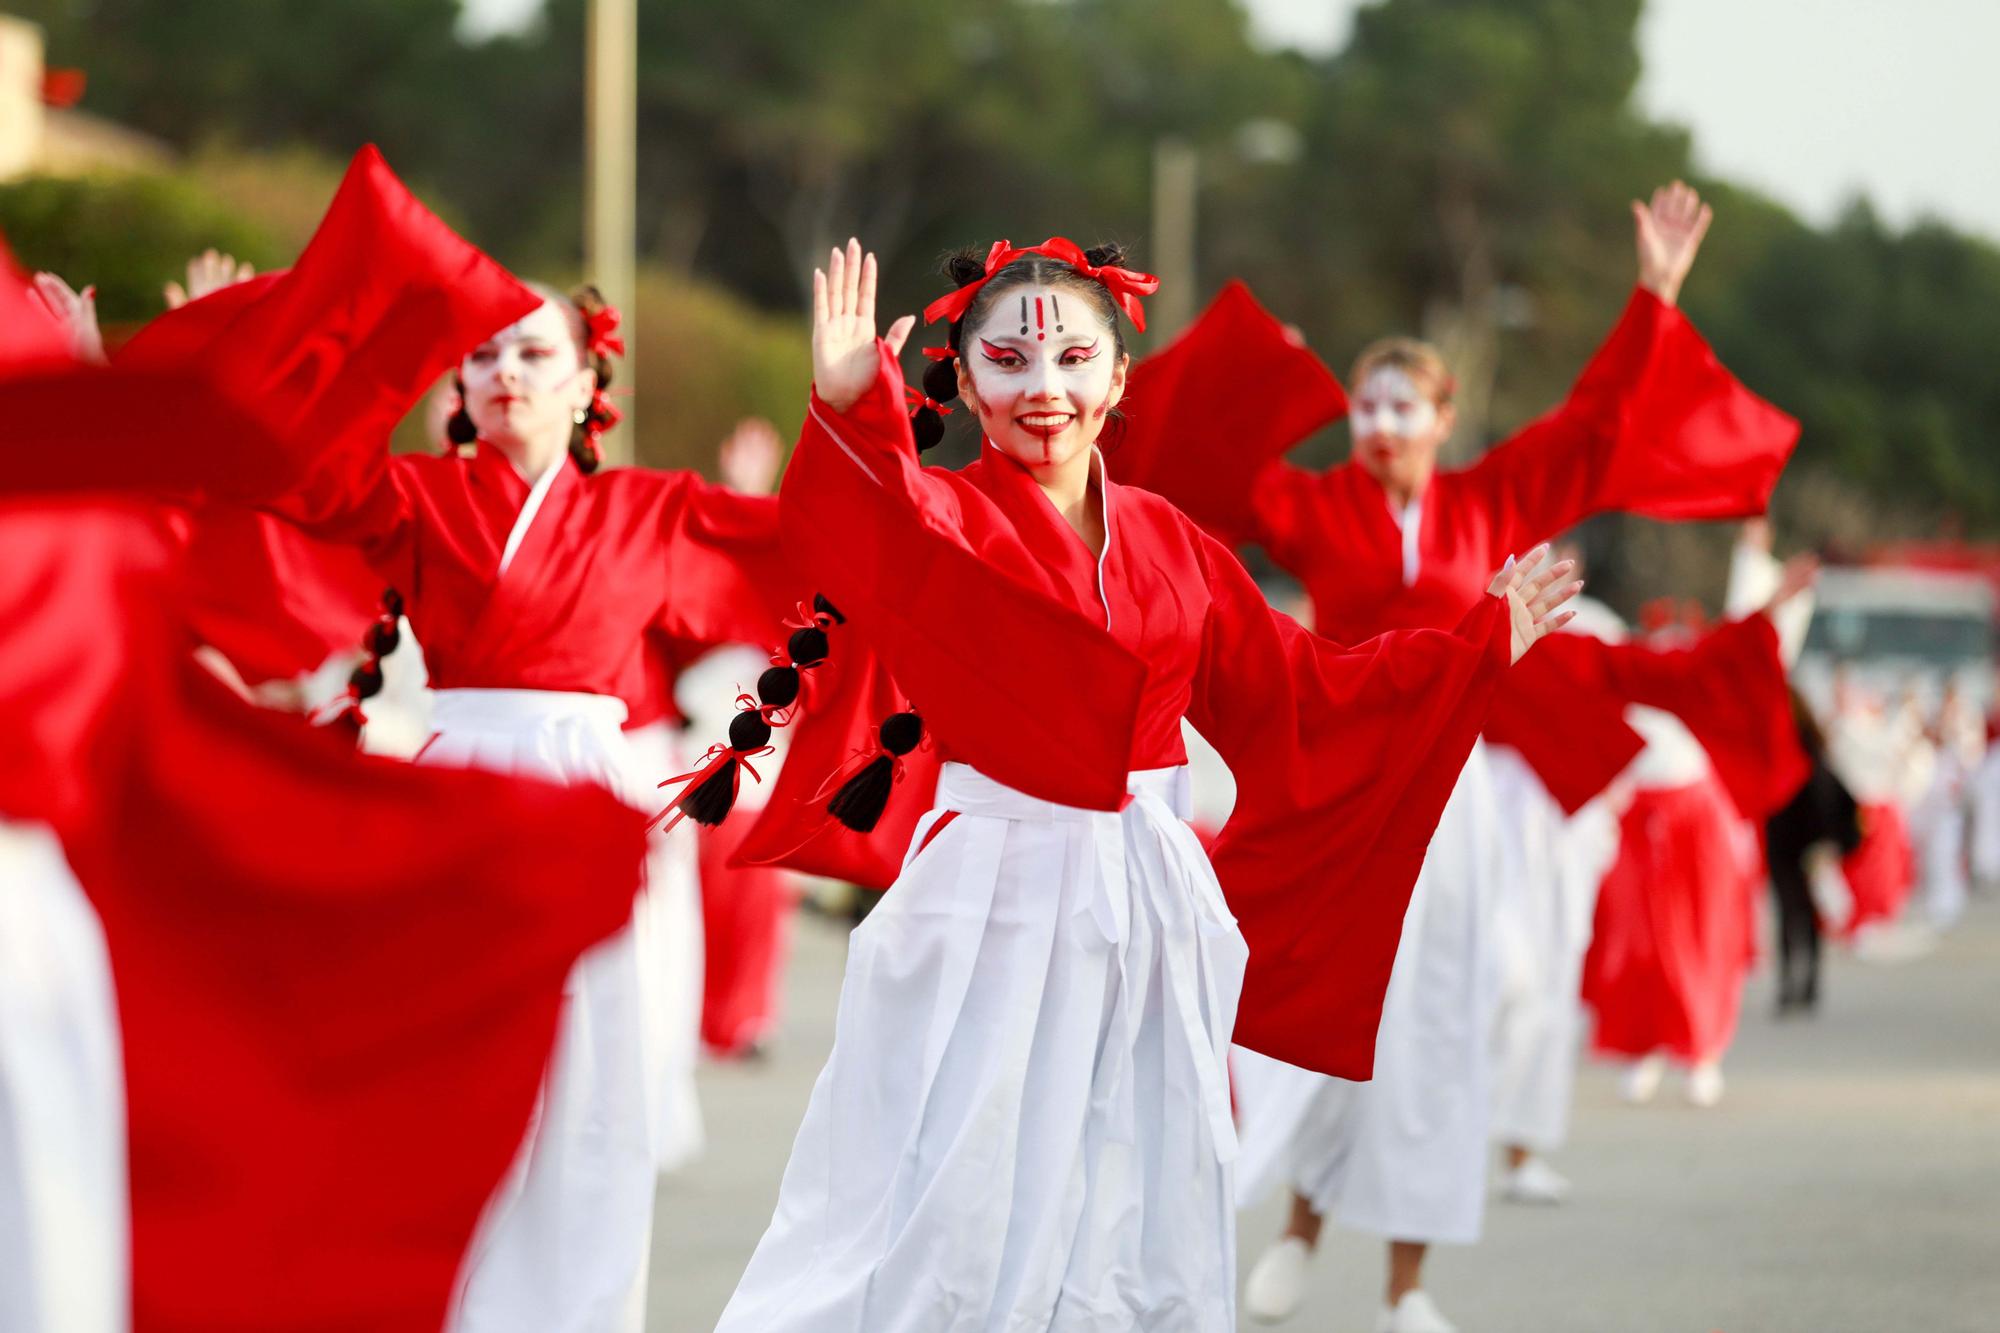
[943,250,988,286]
[920,356,959,404]
[787,624,830,667]
[1083,241,1128,269]
[446,405,478,446]
[912,409,945,454]
[880,711,924,756]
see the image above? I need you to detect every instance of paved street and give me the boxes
[649,896,2000,1332]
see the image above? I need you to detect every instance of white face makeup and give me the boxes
[958,282,1126,471]
[459,300,595,458]
[1349,366,1439,443]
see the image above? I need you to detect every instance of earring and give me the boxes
[573,407,589,426]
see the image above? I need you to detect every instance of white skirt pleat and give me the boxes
[1234,743,1502,1247]
[623,719,706,1174]
[717,762,1248,1333]
[1484,747,1617,1154]
[427,689,658,1333]
[0,818,128,1333]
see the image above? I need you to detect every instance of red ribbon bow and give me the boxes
[921,237,1161,333]
[921,345,958,362]
[581,304,626,360]
[904,385,953,416]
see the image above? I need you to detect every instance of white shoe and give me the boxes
[1686,1062,1725,1108]
[1377,1289,1461,1333]
[1500,1155,1572,1205]
[1242,1236,1312,1323]
[1619,1054,1666,1104]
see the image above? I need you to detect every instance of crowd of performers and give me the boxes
[1,148,1960,1333]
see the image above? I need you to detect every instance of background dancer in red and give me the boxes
[1124,183,1803,1333]
[107,147,791,1333]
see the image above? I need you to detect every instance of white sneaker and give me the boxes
[1619,1054,1666,1104]
[1686,1062,1725,1108]
[1377,1289,1461,1333]
[1500,1155,1572,1205]
[1242,1235,1313,1323]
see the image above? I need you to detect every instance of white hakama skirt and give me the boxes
[623,719,707,1173]
[717,762,1248,1333]
[1234,743,1501,1247]
[1485,747,1618,1155]
[0,819,127,1333]
[427,688,659,1333]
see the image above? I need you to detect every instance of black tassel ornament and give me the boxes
[653,593,845,834]
[827,710,925,833]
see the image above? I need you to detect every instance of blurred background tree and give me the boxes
[6,0,1997,612]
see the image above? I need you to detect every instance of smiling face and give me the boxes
[1349,362,1454,497]
[458,300,597,460]
[956,282,1128,471]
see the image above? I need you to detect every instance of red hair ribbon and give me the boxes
[921,345,958,361]
[581,303,626,360]
[904,385,953,416]
[921,237,1161,333]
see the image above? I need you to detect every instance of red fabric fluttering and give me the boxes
[1840,800,1916,938]
[1583,773,1757,1064]
[1112,280,1347,543]
[922,237,1161,332]
[0,502,649,1333]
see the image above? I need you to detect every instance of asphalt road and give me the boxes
[648,894,2000,1332]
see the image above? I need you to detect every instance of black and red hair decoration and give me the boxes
[653,594,845,835]
[921,237,1161,333]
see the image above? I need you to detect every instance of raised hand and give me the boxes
[164,248,256,310]
[812,237,915,413]
[1633,181,1712,308]
[29,272,106,364]
[718,417,783,495]
[1488,544,1583,663]
[1765,552,1819,615]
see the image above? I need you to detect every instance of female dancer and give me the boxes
[0,248,649,1332]
[712,237,1580,1332]
[1132,184,1803,1333]
[117,148,789,1333]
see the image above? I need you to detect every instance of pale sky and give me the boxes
[460,0,2000,243]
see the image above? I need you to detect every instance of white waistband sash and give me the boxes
[928,761,1241,1162]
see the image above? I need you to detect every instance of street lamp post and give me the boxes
[585,0,637,465]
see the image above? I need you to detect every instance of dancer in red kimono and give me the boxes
[107,148,790,1333]
[1122,185,1802,1333]
[0,243,648,1333]
[709,238,1582,1333]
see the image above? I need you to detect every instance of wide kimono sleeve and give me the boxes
[1187,530,1512,1077]
[1527,614,1809,820]
[1109,280,1347,547]
[654,478,791,650]
[771,340,1148,814]
[1464,288,1800,552]
[114,145,540,580]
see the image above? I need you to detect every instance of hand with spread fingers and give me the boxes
[1634,180,1713,308]
[1488,543,1584,663]
[812,237,916,413]
[164,248,257,310]
[29,272,106,365]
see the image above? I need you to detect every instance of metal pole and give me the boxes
[585,0,638,465]
[1150,136,1199,340]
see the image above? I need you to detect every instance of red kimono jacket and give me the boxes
[743,343,1513,1078]
[111,145,789,718]
[1119,283,1806,815]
